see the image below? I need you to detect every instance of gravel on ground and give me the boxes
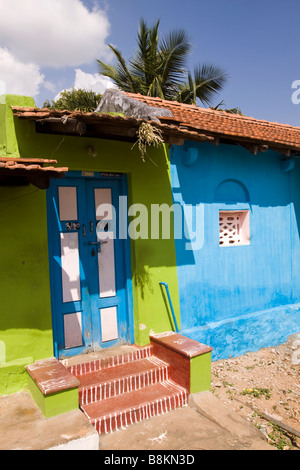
[211,332,300,450]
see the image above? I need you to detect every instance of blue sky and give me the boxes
[1,0,300,126]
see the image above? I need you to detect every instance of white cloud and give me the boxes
[0,80,5,95]
[74,68,116,94]
[54,68,116,101]
[0,0,111,68]
[43,80,56,93]
[0,48,45,97]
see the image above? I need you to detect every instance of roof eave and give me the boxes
[11,106,300,155]
[0,157,68,189]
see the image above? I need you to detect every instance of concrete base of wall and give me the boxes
[0,390,99,450]
[181,302,300,360]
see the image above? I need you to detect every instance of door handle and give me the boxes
[88,240,108,253]
[88,241,108,245]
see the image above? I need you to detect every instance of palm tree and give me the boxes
[210,100,244,115]
[97,19,228,106]
[176,65,228,106]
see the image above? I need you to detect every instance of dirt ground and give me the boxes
[211,332,300,450]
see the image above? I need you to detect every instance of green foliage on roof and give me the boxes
[43,88,102,113]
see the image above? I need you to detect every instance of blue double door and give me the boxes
[47,173,132,358]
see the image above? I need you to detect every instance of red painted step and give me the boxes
[67,345,153,377]
[78,356,170,405]
[81,380,188,435]
[66,344,189,435]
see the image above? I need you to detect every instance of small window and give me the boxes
[219,210,250,247]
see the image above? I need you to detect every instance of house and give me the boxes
[126,93,300,360]
[0,90,299,429]
[0,92,186,397]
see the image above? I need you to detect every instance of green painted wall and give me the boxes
[15,121,181,345]
[27,374,79,418]
[190,353,212,393]
[0,184,53,395]
[0,95,181,395]
[0,94,35,156]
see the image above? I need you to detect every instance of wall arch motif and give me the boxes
[214,179,250,204]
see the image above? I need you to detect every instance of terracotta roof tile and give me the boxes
[125,93,300,151]
[11,106,214,144]
[0,157,68,174]
[11,95,300,152]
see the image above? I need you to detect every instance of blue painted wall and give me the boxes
[170,142,300,359]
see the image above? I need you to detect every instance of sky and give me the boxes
[1,0,300,126]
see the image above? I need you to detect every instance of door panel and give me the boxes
[58,186,78,221]
[60,232,81,303]
[100,307,118,343]
[64,312,83,349]
[97,234,116,298]
[47,173,131,358]
[94,188,113,219]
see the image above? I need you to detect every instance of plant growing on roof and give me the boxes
[132,122,164,162]
[97,19,228,107]
[43,88,102,112]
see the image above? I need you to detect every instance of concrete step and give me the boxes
[78,356,170,405]
[65,341,191,435]
[81,380,188,435]
[67,345,153,377]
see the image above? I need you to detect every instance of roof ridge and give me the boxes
[11,93,300,151]
[124,92,300,131]
[13,99,300,132]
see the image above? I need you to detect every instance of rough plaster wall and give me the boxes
[0,94,181,397]
[171,142,300,358]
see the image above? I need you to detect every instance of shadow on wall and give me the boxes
[214,178,250,205]
[171,141,300,259]
[170,140,300,328]
[172,141,294,208]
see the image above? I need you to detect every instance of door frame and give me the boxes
[46,170,135,359]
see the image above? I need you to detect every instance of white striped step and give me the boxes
[78,356,170,405]
[67,345,152,377]
[81,380,188,435]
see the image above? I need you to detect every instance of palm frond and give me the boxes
[130,19,161,89]
[96,19,229,105]
[211,100,244,115]
[98,45,140,93]
[193,64,228,106]
[160,29,191,88]
[147,76,165,99]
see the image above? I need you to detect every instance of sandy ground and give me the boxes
[211,332,300,450]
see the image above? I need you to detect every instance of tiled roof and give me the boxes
[11,94,300,152]
[0,157,68,189]
[125,93,300,152]
[11,106,213,144]
[0,157,68,174]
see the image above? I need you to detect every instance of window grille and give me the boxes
[219,211,249,247]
